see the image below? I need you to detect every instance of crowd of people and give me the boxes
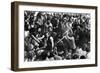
[24,11,90,61]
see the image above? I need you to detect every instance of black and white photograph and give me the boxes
[24,11,91,61]
[11,2,97,71]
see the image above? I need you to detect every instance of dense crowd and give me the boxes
[24,11,90,61]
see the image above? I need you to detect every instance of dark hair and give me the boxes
[80,55,86,59]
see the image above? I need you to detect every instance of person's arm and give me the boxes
[31,35,40,43]
[50,36,54,48]
[67,34,74,40]
[38,35,45,40]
